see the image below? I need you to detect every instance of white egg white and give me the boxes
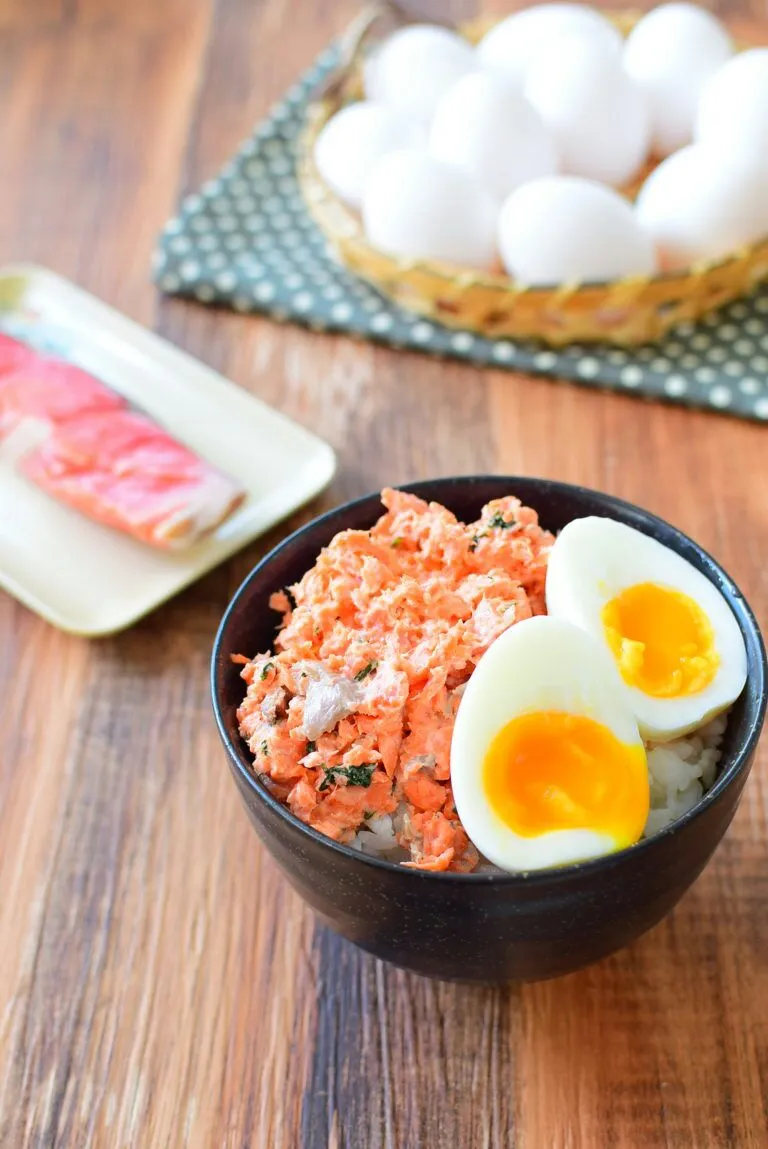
[476,4,622,89]
[635,143,768,267]
[314,102,425,209]
[497,176,656,285]
[524,35,649,187]
[695,49,768,171]
[363,24,475,121]
[362,149,498,269]
[451,615,645,873]
[623,2,733,156]
[429,72,557,203]
[545,517,748,741]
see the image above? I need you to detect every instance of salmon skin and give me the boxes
[0,331,245,548]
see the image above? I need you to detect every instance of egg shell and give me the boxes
[451,615,647,872]
[477,4,622,89]
[363,24,475,120]
[314,101,425,209]
[429,72,558,202]
[635,143,768,268]
[695,48,768,169]
[545,516,748,742]
[623,2,733,157]
[497,176,657,286]
[524,35,649,187]
[362,148,498,269]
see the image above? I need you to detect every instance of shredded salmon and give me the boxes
[236,488,554,872]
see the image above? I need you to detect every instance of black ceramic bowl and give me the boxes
[212,477,766,983]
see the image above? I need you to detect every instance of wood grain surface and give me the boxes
[0,1,767,1146]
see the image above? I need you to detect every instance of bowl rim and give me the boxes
[211,475,767,885]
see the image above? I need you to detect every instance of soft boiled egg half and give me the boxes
[451,616,650,872]
[546,517,747,742]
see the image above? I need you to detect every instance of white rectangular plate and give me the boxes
[0,264,336,636]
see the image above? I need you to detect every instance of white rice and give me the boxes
[350,813,404,858]
[348,711,729,867]
[644,711,727,836]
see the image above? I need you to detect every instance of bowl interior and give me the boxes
[213,476,766,876]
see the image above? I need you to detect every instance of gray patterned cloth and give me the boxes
[154,42,768,423]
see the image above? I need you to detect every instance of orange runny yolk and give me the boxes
[482,711,649,843]
[601,582,719,698]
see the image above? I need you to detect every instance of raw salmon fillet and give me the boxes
[0,332,32,375]
[0,332,245,548]
[0,355,123,437]
[21,408,245,549]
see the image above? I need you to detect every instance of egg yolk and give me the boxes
[483,711,649,842]
[601,582,719,698]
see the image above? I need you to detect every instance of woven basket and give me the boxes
[297,5,768,346]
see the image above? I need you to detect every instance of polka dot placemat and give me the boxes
[154,43,768,423]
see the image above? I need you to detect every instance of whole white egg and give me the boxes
[429,72,558,202]
[623,3,733,156]
[450,615,649,873]
[314,101,425,209]
[498,176,657,285]
[545,517,748,742]
[695,49,768,169]
[635,143,768,268]
[362,148,498,269]
[477,4,622,89]
[363,24,475,120]
[525,35,650,187]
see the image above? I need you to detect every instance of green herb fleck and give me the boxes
[260,741,269,756]
[260,661,275,680]
[363,810,374,820]
[469,532,485,552]
[318,763,377,792]
[354,661,378,682]
[391,537,404,548]
[344,763,378,787]
[488,512,518,531]
[306,740,316,754]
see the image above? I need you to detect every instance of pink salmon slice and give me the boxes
[21,407,246,548]
[0,332,33,375]
[0,352,123,438]
[0,331,245,548]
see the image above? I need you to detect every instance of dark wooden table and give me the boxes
[1,2,767,1146]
